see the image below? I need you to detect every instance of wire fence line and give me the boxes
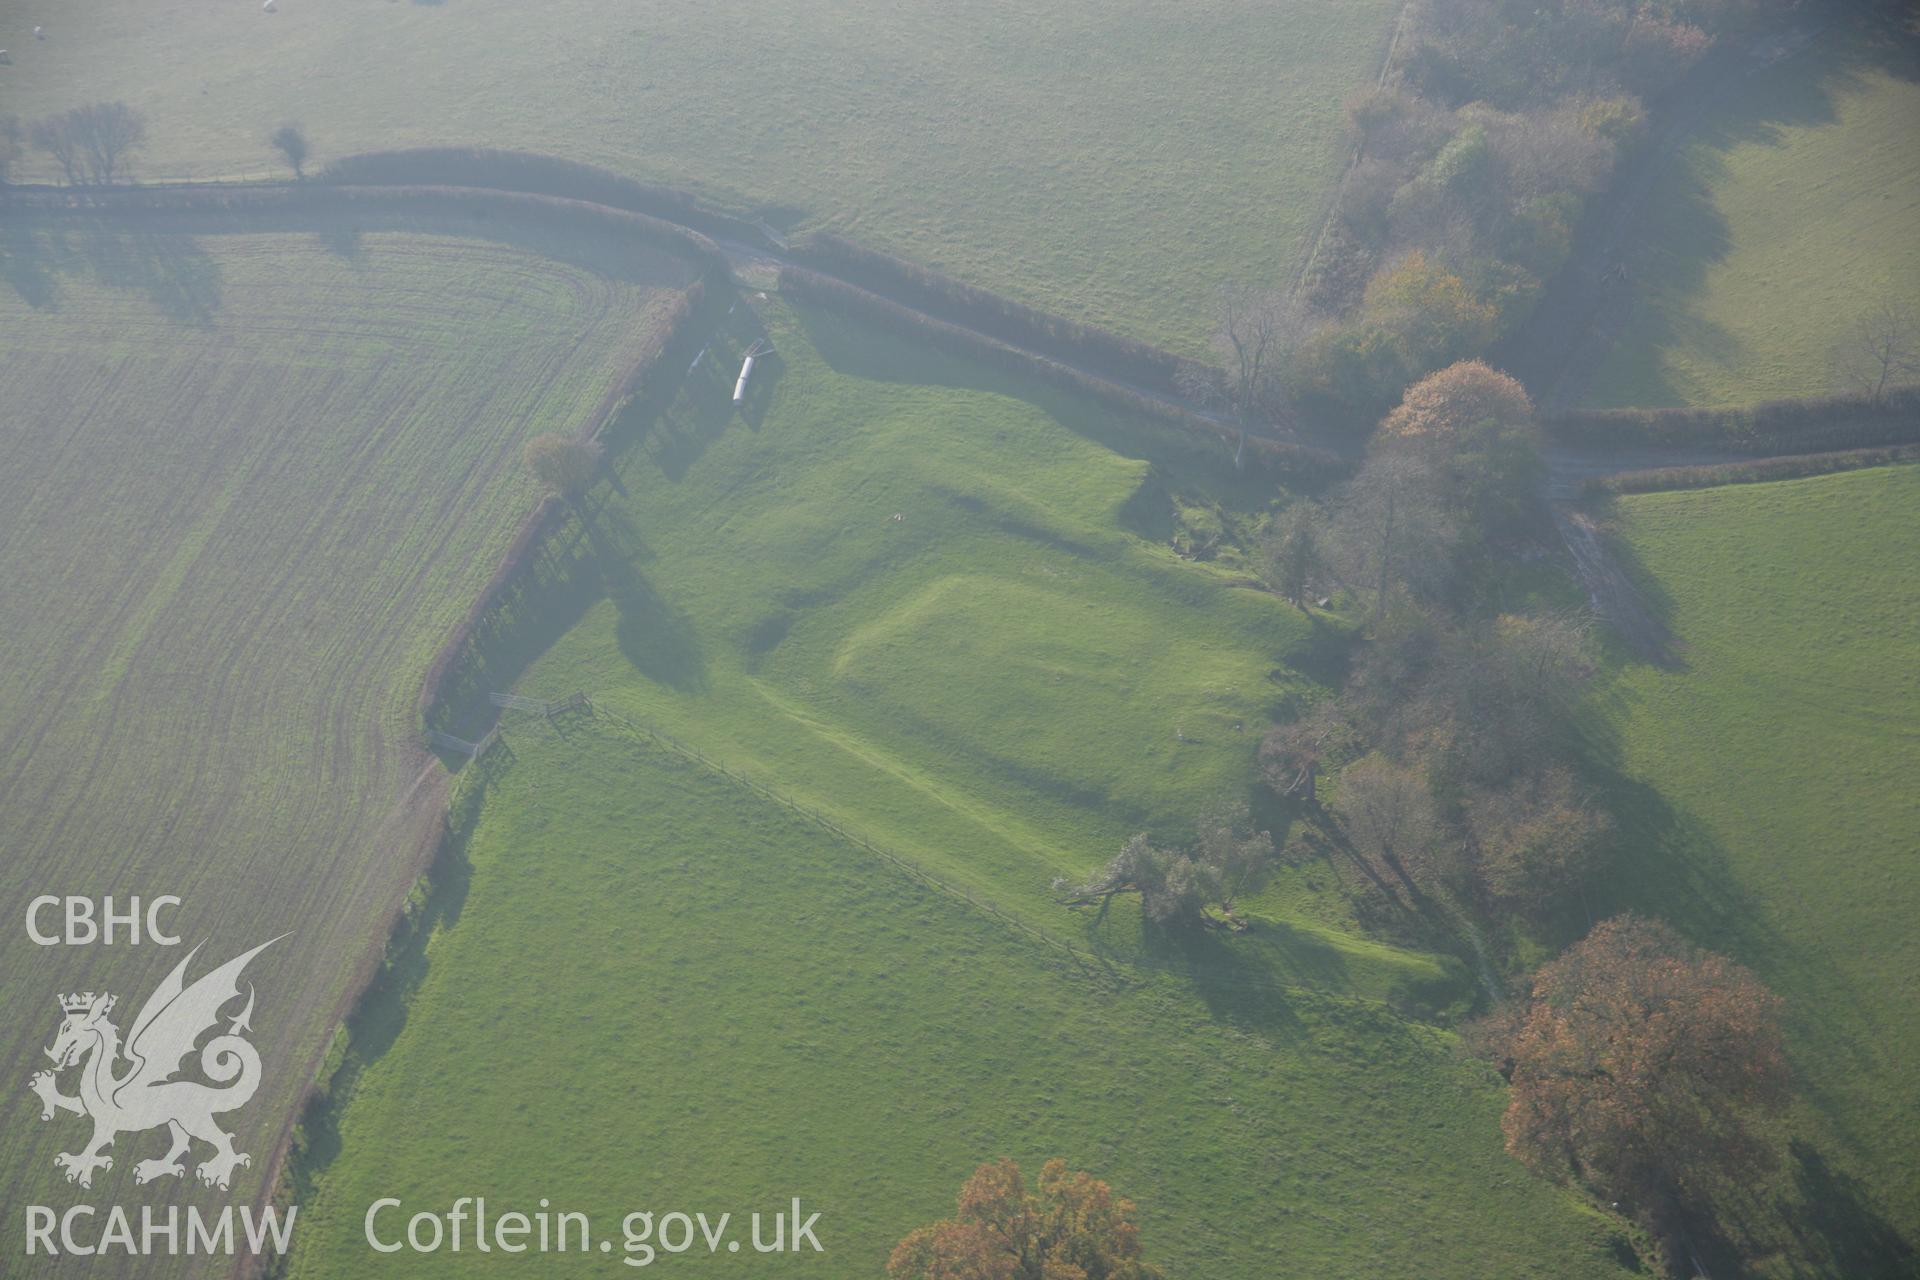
[578,699,1353,1003]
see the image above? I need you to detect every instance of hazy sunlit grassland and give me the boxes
[288,720,1628,1278]
[1586,21,1920,407]
[1589,467,1920,1263]
[3,0,1401,352]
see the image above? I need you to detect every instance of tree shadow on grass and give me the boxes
[279,790,478,1205]
[637,301,771,480]
[1,220,62,308]
[1513,14,1916,407]
[1576,690,1895,1164]
[1777,1140,1916,1279]
[1077,905,1306,1040]
[598,543,707,693]
[1560,499,1685,671]
[2,222,222,323]
[792,303,1283,512]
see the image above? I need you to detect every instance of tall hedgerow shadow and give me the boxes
[276,782,480,1210]
[639,301,771,479]
[1780,1140,1915,1278]
[792,303,1288,514]
[1,221,63,309]
[2,222,222,322]
[587,517,707,693]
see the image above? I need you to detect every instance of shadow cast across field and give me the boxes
[635,303,778,480]
[580,514,709,693]
[1575,695,1891,1164]
[280,811,476,1203]
[791,303,1280,513]
[1072,892,1427,1039]
[1663,1136,1918,1280]
[1595,16,1919,405]
[1777,1140,1916,1279]
[6,200,695,300]
[3,221,223,323]
[1564,499,1686,671]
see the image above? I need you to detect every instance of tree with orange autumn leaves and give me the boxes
[1479,914,1789,1264]
[887,1158,1165,1280]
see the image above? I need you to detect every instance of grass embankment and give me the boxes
[288,721,1630,1278]
[1585,20,1920,407]
[1590,466,1920,1267]
[286,298,1637,1276]
[5,0,1400,351]
[0,221,684,1252]
[508,296,1453,999]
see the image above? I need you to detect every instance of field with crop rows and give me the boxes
[2,0,1400,353]
[0,216,686,1265]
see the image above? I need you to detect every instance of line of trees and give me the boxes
[1199,2,1786,430]
[25,101,147,185]
[1246,358,1790,1272]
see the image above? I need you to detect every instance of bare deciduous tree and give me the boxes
[29,115,81,186]
[1331,450,1458,624]
[1192,799,1275,917]
[1260,697,1354,804]
[1833,302,1920,404]
[1212,282,1301,424]
[1059,803,1274,930]
[1262,502,1323,608]
[269,123,309,180]
[1334,753,1444,892]
[32,102,146,185]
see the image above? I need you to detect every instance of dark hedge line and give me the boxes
[1545,387,1920,452]
[417,277,720,733]
[0,181,732,274]
[1582,443,1920,496]
[321,147,766,246]
[779,265,1346,485]
[786,231,1215,400]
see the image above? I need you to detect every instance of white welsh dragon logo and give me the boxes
[28,937,284,1191]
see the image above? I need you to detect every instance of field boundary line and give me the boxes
[2,174,1349,462]
[1285,0,1414,299]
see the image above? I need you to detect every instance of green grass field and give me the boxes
[492,295,1469,998]
[3,0,1400,352]
[286,721,1630,1279]
[1588,466,1920,1268]
[280,297,1642,1277]
[1584,20,1920,407]
[0,217,683,1253]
